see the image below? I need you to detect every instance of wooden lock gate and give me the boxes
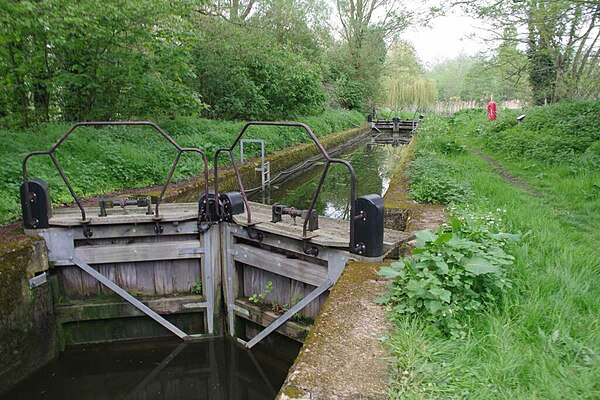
[20,121,411,348]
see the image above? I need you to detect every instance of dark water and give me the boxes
[2,338,297,400]
[251,144,405,219]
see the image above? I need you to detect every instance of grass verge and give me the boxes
[383,111,599,399]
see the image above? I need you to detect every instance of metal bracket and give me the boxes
[99,196,152,217]
[247,227,263,242]
[82,224,93,238]
[303,240,319,257]
[29,272,47,289]
[272,204,319,231]
[154,221,164,235]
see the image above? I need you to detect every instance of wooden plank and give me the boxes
[289,280,305,316]
[234,244,327,287]
[49,201,410,257]
[52,240,204,265]
[206,225,223,335]
[288,280,327,320]
[153,261,173,296]
[55,295,207,323]
[136,261,157,295]
[304,283,327,319]
[49,203,199,226]
[66,220,200,240]
[234,299,309,342]
[80,264,100,296]
[58,266,83,298]
[229,224,328,262]
[274,274,291,310]
[243,265,262,298]
[115,262,137,290]
[171,259,196,293]
[233,202,412,249]
[98,264,117,296]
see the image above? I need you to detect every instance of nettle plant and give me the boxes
[378,211,521,337]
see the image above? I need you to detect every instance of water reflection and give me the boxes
[252,144,405,219]
[2,338,296,400]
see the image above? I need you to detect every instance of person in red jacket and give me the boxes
[487,95,497,121]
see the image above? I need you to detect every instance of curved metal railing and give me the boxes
[213,121,358,248]
[22,121,210,226]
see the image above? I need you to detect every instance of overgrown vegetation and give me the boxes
[378,211,520,337]
[249,281,274,305]
[474,101,600,165]
[381,101,600,398]
[0,109,363,225]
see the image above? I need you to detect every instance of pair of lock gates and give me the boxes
[20,121,410,348]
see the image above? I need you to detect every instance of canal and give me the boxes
[251,144,404,218]
[2,143,404,400]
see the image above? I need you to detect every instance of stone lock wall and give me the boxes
[0,235,58,394]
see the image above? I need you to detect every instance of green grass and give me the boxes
[385,108,600,399]
[0,109,364,225]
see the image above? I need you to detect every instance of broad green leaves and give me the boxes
[379,213,520,337]
[463,257,499,276]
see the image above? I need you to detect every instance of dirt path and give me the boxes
[468,146,540,196]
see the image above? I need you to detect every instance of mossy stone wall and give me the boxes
[0,237,58,395]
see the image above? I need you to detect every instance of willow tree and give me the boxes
[381,40,436,113]
[384,78,437,113]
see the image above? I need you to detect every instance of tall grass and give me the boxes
[385,105,600,398]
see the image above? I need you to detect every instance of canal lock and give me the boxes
[2,122,416,399]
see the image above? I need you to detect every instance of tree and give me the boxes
[331,0,411,110]
[381,40,437,112]
[428,55,479,101]
[0,0,202,126]
[453,0,600,104]
[197,0,258,23]
[193,16,326,120]
[251,0,332,61]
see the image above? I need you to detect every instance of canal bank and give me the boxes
[277,134,447,399]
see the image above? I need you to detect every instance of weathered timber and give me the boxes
[46,203,198,226]
[203,222,222,335]
[229,225,329,262]
[56,259,202,298]
[52,240,203,266]
[232,202,410,252]
[234,243,327,287]
[46,202,410,256]
[234,299,309,342]
[55,295,207,323]
[241,279,332,349]
[28,221,199,241]
[241,265,326,320]
[71,256,189,339]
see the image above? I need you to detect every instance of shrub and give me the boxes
[378,211,521,337]
[408,157,472,205]
[476,101,600,164]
